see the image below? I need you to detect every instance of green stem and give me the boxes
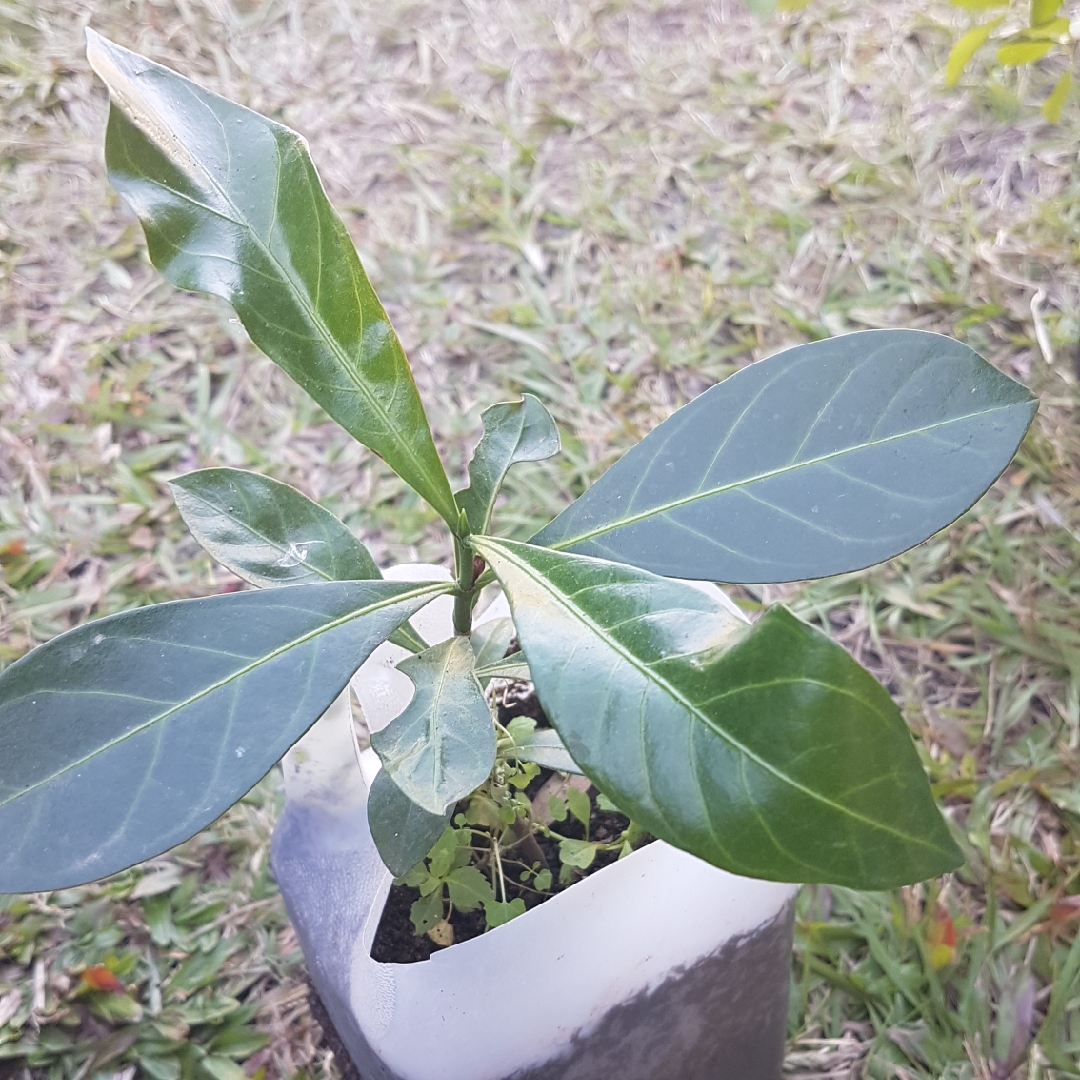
[452,527,477,636]
[492,836,507,904]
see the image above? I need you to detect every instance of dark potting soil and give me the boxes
[369,680,652,965]
[369,790,641,964]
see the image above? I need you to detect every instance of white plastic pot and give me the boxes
[271,565,798,1080]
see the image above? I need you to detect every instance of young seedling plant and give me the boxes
[0,34,1037,939]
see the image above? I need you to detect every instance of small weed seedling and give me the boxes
[0,34,1037,927]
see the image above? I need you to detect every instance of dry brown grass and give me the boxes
[1,0,1078,1076]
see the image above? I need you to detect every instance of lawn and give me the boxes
[1,0,1078,1077]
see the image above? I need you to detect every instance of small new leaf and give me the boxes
[409,889,444,935]
[475,655,532,683]
[512,728,583,775]
[484,898,526,928]
[170,469,380,587]
[566,786,592,830]
[371,637,496,815]
[471,618,516,673]
[457,395,560,534]
[558,838,598,870]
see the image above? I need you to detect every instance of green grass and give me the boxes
[1,0,1078,1077]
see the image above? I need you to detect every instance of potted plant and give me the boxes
[0,31,1036,1080]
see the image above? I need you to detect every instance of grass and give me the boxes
[0,0,1078,1077]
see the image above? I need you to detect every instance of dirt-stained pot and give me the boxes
[270,567,798,1080]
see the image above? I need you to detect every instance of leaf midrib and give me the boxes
[548,400,1025,550]
[484,541,951,856]
[0,581,448,812]
[109,64,450,520]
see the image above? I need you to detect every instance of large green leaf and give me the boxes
[85,31,458,528]
[367,769,451,877]
[170,469,381,587]
[533,330,1036,582]
[473,537,963,889]
[169,468,426,652]
[370,636,495,815]
[456,395,560,533]
[0,579,449,892]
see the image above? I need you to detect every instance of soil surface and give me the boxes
[370,681,652,964]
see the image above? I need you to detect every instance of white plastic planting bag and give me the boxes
[272,566,798,1080]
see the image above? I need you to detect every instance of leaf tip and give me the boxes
[84,26,115,77]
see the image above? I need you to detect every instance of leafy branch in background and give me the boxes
[946,0,1074,120]
[746,0,1076,122]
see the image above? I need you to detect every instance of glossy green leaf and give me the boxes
[473,537,963,889]
[533,330,1036,583]
[456,395,560,533]
[0,579,448,892]
[169,468,426,652]
[367,770,451,877]
[511,728,582,775]
[370,636,495,815]
[85,31,458,528]
[170,469,380,587]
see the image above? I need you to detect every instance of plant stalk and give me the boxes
[452,531,475,636]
